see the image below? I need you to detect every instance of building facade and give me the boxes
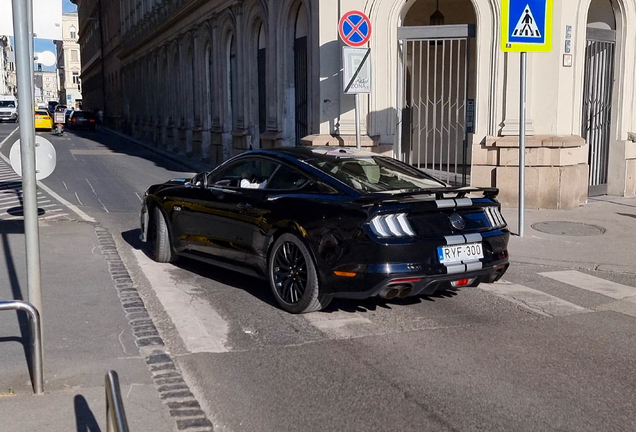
[73,0,636,208]
[55,12,83,108]
[34,71,58,105]
[72,0,123,126]
[0,36,16,96]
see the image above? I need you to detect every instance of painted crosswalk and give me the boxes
[479,281,592,317]
[0,160,71,221]
[302,270,636,338]
[538,270,636,300]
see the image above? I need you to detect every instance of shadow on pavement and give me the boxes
[74,394,102,432]
[46,128,197,175]
[121,228,465,314]
[0,219,37,391]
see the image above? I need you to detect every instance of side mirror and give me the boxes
[191,172,207,188]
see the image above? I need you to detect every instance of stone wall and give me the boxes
[472,135,589,209]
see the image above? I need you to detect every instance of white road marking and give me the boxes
[0,143,95,222]
[75,192,83,205]
[0,126,19,148]
[479,282,591,317]
[97,198,109,213]
[85,178,98,195]
[131,248,229,353]
[539,270,636,300]
[41,213,69,220]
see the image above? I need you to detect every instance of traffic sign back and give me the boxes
[501,0,553,52]
[339,11,371,47]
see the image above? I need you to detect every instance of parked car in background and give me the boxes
[67,110,97,130]
[0,95,18,123]
[140,147,510,313]
[34,110,53,131]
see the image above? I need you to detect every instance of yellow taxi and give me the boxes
[34,110,53,131]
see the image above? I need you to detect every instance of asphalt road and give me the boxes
[1,123,635,432]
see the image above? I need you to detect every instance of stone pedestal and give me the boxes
[300,134,393,156]
[472,135,589,209]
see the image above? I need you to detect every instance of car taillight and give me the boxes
[369,213,416,238]
[451,278,475,287]
[72,118,77,122]
[484,206,506,228]
[89,119,95,123]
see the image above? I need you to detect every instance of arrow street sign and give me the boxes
[501,0,553,52]
[339,11,372,47]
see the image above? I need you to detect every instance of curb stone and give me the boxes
[94,224,214,432]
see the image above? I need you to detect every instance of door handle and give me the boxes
[237,203,253,210]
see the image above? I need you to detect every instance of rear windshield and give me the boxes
[305,156,445,193]
[0,101,16,108]
[72,112,95,119]
[35,110,49,116]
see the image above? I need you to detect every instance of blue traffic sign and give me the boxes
[339,11,372,47]
[501,0,553,52]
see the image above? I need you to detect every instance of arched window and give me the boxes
[226,34,237,131]
[69,26,77,39]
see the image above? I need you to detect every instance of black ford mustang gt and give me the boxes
[140,147,509,313]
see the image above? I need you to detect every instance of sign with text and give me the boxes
[501,0,553,52]
[343,48,371,94]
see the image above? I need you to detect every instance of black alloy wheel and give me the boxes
[269,233,331,314]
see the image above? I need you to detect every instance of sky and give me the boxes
[34,0,77,71]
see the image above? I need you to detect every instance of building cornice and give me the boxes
[120,0,235,59]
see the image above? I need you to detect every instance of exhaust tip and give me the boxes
[397,287,412,298]
[380,288,400,299]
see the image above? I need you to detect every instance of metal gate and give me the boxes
[581,27,615,196]
[398,25,474,186]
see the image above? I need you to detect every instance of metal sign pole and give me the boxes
[26,0,34,102]
[12,0,43,316]
[519,52,527,238]
[354,93,361,150]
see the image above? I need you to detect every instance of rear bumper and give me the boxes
[331,262,508,299]
[314,230,510,299]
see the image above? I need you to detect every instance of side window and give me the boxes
[208,158,278,188]
[265,165,310,190]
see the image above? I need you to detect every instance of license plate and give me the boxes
[437,242,483,264]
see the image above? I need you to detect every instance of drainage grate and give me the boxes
[531,221,605,236]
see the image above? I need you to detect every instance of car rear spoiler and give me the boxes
[408,186,500,200]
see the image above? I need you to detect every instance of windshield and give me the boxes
[0,101,16,108]
[305,156,445,193]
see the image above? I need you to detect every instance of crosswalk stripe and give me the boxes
[479,282,591,317]
[538,270,636,300]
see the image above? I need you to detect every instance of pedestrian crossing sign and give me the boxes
[501,0,553,52]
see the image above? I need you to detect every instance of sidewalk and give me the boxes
[503,195,636,274]
[0,216,176,430]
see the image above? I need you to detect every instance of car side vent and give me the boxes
[484,206,506,228]
[369,213,416,238]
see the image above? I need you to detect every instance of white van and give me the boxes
[0,95,18,123]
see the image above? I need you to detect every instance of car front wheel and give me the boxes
[268,233,331,314]
[152,206,175,263]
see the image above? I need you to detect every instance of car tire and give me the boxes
[152,206,176,263]
[268,233,331,314]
